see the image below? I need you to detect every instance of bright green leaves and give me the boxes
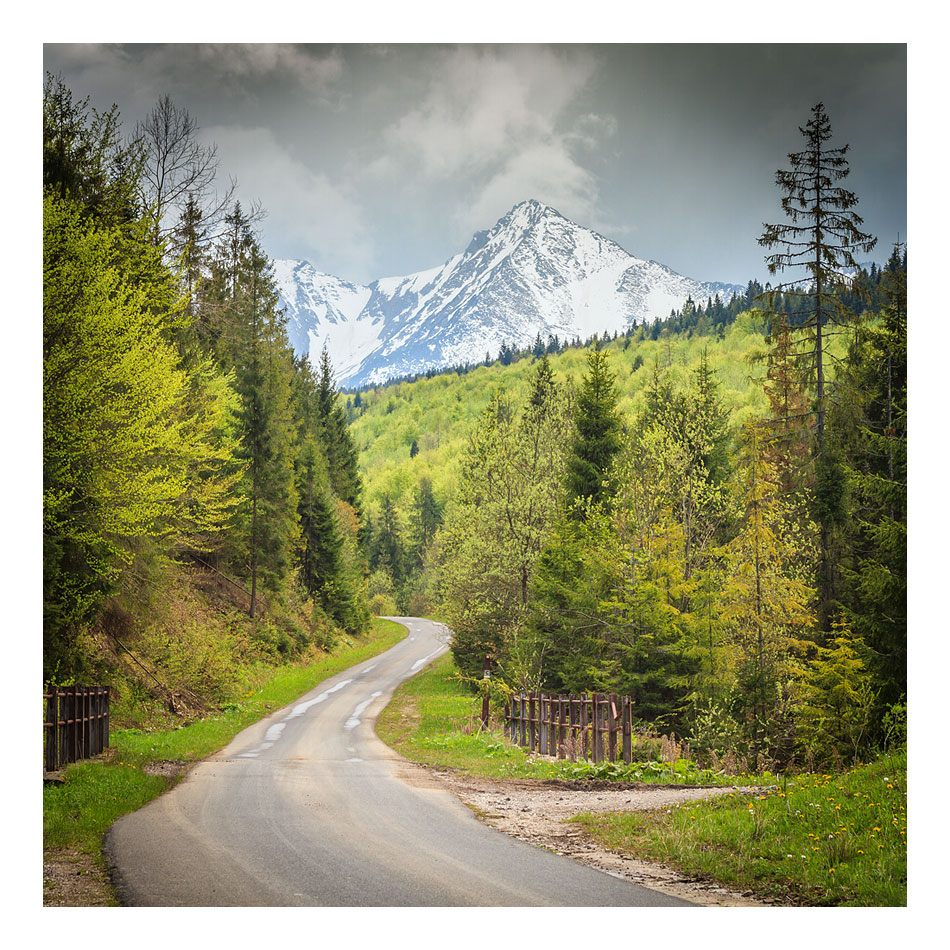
[443,361,572,684]
[43,193,192,673]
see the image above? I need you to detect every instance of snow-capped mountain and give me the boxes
[275,199,743,388]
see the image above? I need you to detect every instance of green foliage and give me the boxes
[564,341,622,511]
[43,73,144,226]
[836,247,907,720]
[354,273,900,767]
[43,191,193,676]
[798,623,877,767]
[442,363,571,680]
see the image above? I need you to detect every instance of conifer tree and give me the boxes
[315,345,363,514]
[209,203,299,617]
[758,102,877,452]
[296,435,350,622]
[564,341,622,512]
[43,73,143,226]
[368,495,406,589]
[837,245,907,722]
[758,102,877,632]
[407,478,443,572]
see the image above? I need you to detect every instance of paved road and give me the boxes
[105,618,694,907]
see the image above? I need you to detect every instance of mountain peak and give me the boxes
[274,202,743,387]
[502,198,563,226]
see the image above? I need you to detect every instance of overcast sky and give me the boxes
[43,41,905,288]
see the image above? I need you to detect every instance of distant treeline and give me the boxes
[345,259,905,403]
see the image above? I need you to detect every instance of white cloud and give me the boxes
[371,45,619,251]
[463,142,602,235]
[205,124,372,281]
[383,46,597,178]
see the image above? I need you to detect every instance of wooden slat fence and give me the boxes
[43,686,110,772]
[504,692,635,763]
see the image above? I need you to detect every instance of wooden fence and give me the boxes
[504,692,637,763]
[43,686,110,772]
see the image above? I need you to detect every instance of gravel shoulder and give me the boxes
[428,768,773,907]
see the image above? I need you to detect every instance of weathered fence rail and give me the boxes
[43,686,110,772]
[504,692,637,763]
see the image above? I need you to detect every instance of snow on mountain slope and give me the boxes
[272,259,377,382]
[274,200,743,388]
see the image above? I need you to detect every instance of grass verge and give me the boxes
[44,618,407,859]
[572,750,907,906]
[377,650,907,906]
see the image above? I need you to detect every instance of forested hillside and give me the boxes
[43,77,370,713]
[43,80,905,773]
[352,106,906,771]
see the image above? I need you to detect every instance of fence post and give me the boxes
[58,688,67,767]
[45,690,57,772]
[581,694,589,760]
[538,693,550,755]
[556,697,564,758]
[622,696,632,763]
[590,693,600,763]
[528,693,536,752]
[83,687,90,760]
[608,695,618,761]
[65,687,74,765]
[568,695,577,761]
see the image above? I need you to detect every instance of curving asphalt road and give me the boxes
[105,617,694,907]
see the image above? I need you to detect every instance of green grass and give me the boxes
[572,750,907,906]
[44,617,407,855]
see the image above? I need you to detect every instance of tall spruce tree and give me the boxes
[315,345,362,514]
[758,102,877,633]
[758,102,877,451]
[209,203,299,617]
